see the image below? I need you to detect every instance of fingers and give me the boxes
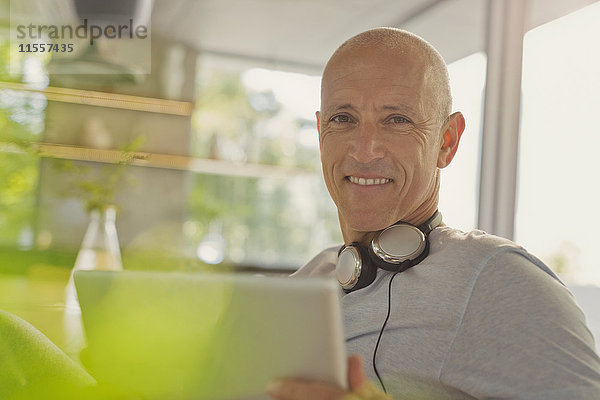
[347,355,393,400]
[267,379,347,400]
[266,354,370,400]
[347,354,367,391]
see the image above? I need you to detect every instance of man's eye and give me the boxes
[331,115,351,123]
[389,116,409,124]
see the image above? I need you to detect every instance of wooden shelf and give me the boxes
[0,82,194,116]
[0,142,315,179]
[0,83,315,179]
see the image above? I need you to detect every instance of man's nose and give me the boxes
[347,121,385,163]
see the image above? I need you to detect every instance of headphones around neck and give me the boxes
[336,211,442,292]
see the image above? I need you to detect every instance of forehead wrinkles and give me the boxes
[321,69,428,117]
[323,90,420,116]
[323,61,422,88]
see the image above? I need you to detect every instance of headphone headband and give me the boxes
[416,210,443,235]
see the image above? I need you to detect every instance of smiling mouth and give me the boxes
[346,176,393,186]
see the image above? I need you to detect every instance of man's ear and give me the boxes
[316,111,321,133]
[437,111,465,168]
[316,111,323,149]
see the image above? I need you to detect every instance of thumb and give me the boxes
[347,354,367,391]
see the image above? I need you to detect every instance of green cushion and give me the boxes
[0,310,96,400]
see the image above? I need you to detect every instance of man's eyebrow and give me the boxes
[324,104,355,114]
[380,104,416,113]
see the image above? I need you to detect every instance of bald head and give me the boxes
[322,28,452,124]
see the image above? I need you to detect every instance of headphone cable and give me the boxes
[372,270,401,394]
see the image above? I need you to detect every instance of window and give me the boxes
[439,52,487,232]
[516,1,600,285]
[188,59,340,269]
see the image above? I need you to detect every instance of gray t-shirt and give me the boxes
[293,226,600,399]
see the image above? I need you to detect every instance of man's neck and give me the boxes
[340,201,440,245]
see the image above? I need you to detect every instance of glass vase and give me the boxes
[64,206,123,361]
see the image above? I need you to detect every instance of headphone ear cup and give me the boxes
[368,225,432,272]
[410,236,431,266]
[349,245,377,292]
[368,244,413,272]
[336,244,378,293]
[367,243,396,270]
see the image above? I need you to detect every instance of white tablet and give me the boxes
[74,270,347,399]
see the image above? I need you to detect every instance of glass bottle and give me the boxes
[64,206,123,361]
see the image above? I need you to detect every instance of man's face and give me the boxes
[318,47,444,240]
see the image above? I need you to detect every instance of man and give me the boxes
[268,28,600,399]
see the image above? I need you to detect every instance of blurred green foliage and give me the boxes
[0,152,38,245]
[0,37,21,83]
[192,69,276,162]
[192,68,319,170]
[0,247,75,275]
[47,136,145,212]
[0,39,42,247]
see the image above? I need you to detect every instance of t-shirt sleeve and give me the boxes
[439,249,600,399]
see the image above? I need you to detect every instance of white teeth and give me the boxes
[348,176,391,186]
